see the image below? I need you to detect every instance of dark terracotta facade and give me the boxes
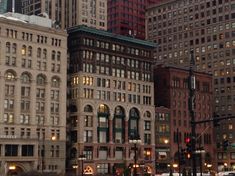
[154,65,216,172]
[107,0,161,40]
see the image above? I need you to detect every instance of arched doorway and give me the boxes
[84,165,93,175]
[7,166,24,176]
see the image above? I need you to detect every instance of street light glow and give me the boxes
[164,139,169,144]
[9,165,16,170]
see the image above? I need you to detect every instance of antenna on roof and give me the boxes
[12,0,15,13]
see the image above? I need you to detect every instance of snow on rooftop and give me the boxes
[0,13,52,28]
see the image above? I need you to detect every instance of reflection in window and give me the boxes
[5,71,16,81]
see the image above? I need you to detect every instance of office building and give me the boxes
[154,65,214,173]
[146,0,235,170]
[0,0,8,13]
[0,0,23,14]
[67,25,156,176]
[0,13,67,175]
[107,0,161,40]
[21,0,107,30]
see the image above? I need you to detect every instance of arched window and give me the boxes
[37,74,46,85]
[43,49,47,59]
[51,77,60,87]
[114,106,125,116]
[129,108,140,137]
[12,43,17,54]
[21,73,31,84]
[57,51,61,61]
[6,42,10,53]
[5,71,16,81]
[84,105,93,112]
[37,48,41,58]
[98,104,109,114]
[28,46,32,57]
[114,106,125,144]
[52,50,56,60]
[21,45,26,56]
[144,111,151,118]
[97,104,109,143]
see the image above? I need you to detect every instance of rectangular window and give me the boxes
[98,117,108,127]
[5,145,18,156]
[22,145,34,156]
[99,131,107,143]
[144,121,151,131]
[84,130,92,143]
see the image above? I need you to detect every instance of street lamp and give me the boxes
[129,134,141,176]
[78,154,86,176]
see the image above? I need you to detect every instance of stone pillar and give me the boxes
[14,77,21,124]
[30,80,36,126]
[45,81,50,126]
[109,119,113,143]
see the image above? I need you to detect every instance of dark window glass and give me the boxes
[22,145,34,156]
[5,145,18,156]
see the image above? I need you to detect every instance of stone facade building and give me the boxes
[67,25,156,176]
[0,14,67,175]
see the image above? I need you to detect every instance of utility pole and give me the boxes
[189,50,197,176]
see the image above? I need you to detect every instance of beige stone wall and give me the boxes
[0,18,67,175]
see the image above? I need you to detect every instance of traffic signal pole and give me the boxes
[188,50,235,176]
[177,128,181,176]
[189,50,197,176]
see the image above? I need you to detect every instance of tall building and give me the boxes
[0,13,67,175]
[154,65,215,173]
[64,0,107,30]
[0,0,8,13]
[67,25,156,176]
[107,0,161,40]
[21,0,65,28]
[146,0,235,170]
[20,0,107,30]
[0,0,23,14]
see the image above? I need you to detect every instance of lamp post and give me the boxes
[129,134,141,176]
[78,154,86,176]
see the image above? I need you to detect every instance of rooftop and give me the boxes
[68,25,156,48]
[0,12,52,28]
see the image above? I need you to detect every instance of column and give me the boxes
[14,77,21,124]
[109,118,113,143]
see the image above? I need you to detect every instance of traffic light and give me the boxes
[185,137,192,153]
[223,140,229,150]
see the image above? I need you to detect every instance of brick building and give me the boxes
[154,65,215,172]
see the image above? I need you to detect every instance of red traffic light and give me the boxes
[185,137,191,143]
